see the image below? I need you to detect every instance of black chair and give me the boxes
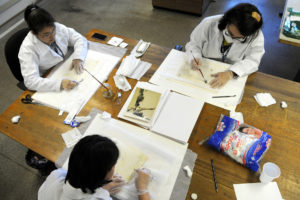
[294,69,300,83]
[4,28,57,175]
[4,28,29,90]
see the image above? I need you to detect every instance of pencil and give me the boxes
[190,51,207,83]
[211,159,218,193]
[212,95,236,98]
[83,68,109,90]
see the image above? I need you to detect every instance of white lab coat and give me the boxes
[18,22,88,92]
[185,15,265,77]
[38,169,112,200]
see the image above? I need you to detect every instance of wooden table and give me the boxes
[278,0,300,47]
[1,29,300,200]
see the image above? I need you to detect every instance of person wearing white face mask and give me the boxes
[185,3,264,88]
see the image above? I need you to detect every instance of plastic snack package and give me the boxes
[208,115,271,171]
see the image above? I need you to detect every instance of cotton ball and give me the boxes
[11,115,21,124]
[191,193,198,200]
[280,101,287,109]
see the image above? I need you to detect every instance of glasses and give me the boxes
[225,27,247,42]
[39,27,56,39]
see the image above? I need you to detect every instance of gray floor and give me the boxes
[0,0,298,199]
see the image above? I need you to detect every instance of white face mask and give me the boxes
[223,29,234,43]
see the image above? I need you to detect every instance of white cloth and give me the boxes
[19,22,88,92]
[185,15,265,77]
[38,169,112,200]
[254,93,276,107]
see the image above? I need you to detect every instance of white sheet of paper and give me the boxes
[130,61,152,80]
[32,49,122,114]
[151,92,204,144]
[61,128,82,148]
[116,55,152,80]
[62,113,187,200]
[233,182,283,200]
[107,36,124,46]
[149,49,248,111]
[120,42,128,48]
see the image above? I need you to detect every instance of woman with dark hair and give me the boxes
[19,4,88,92]
[38,135,152,200]
[186,3,265,88]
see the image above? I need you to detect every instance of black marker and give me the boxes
[211,159,218,193]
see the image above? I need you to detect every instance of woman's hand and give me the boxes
[61,79,78,90]
[72,59,84,74]
[135,168,151,193]
[191,58,202,70]
[102,175,126,195]
[209,71,233,88]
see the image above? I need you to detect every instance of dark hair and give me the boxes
[218,3,263,38]
[24,4,55,34]
[65,135,119,193]
[239,127,247,132]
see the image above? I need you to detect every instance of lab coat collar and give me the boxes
[29,27,63,59]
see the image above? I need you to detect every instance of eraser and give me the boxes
[183,165,193,177]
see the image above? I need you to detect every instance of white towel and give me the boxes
[254,93,276,107]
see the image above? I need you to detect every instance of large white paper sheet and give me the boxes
[149,49,248,111]
[32,48,122,114]
[233,182,283,200]
[63,114,187,200]
[151,92,204,143]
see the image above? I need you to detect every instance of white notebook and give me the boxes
[118,82,204,143]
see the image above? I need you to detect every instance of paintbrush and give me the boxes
[83,68,109,90]
[190,51,207,83]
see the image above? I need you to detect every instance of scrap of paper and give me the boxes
[61,128,82,148]
[233,182,283,200]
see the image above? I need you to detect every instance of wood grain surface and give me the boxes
[1,29,300,200]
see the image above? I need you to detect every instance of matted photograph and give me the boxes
[124,87,161,122]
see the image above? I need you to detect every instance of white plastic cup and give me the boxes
[259,162,281,183]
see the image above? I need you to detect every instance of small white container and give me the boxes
[259,162,281,183]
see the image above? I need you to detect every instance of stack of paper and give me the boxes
[117,55,152,80]
[118,82,204,144]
